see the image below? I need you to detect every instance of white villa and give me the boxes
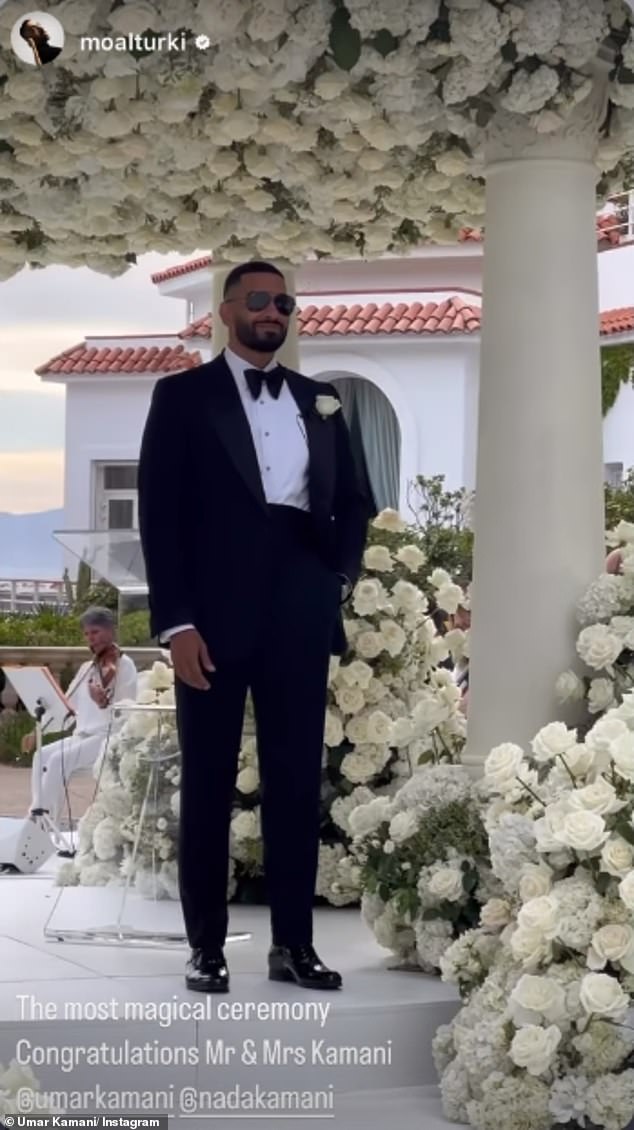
[36,202,634,551]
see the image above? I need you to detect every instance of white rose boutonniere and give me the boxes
[315,394,341,420]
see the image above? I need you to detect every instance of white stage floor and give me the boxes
[1,860,462,1129]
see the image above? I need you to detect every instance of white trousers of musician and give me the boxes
[30,732,104,822]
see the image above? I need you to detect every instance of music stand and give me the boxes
[2,665,75,851]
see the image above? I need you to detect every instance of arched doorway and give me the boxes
[328,375,401,513]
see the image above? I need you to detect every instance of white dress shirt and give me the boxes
[65,653,138,735]
[161,347,310,643]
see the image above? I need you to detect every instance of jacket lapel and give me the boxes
[284,370,336,521]
[206,355,268,512]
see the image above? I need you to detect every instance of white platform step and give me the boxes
[178,1085,463,1130]
[0,874,461,1122]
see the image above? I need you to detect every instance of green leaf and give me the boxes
[329,6,362,71]
[595,871,612,896]
[371,29,398,57]
[614,817,634,847]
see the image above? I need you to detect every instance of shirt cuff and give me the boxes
[337,574,353,604]
[160,623,195,643]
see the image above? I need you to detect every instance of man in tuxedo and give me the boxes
[138,261,368,993]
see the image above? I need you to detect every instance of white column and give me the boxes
[463,88,608,771]
[211,261,300,370]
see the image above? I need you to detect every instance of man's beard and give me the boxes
[235,317,287,354]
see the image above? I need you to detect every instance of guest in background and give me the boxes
[606,548,624,574]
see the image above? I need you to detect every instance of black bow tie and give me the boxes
[244,367,284,400]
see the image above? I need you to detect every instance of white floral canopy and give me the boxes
[1,0,634,278]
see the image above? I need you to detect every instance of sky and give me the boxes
[0,251,199,513]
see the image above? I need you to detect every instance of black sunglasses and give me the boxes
[227,291,296,316]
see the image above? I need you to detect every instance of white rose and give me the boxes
[484,742,526,790]
[590,924,634,967]
[618,870,634,910]
[435,583,464,615]
[569,779,625,817]
[355,631,384,659]
[601,837,634,877]
[372,509,406,533]
[366,711,393,744]
[315,394,340,419]
[352,579,382,616]
[610,731,634,782]
[392,580,422,612]
[379,619,407,657]
[338,660,373,689]
[588,678,616,714]
[388,810,419,845]
[510,1025,562,1076]
[579,972,629,1019]
[148,661,173,691]
[383,839,395,854]
[511,927,553,968]
[552,811,608,853]
[510,975,567,1023]
[555,742,595,778]
[480,898,511,930]
[236,766,259,794]
[395,544,426,571]
[363,545,394,572]
[576,624,623,670]
[531,721,577,763]
[517,896,559,938]
[428,868,464,903]
[586,716,628,758]
[335,685,365,714]
[519,866,553,902]
[429,568,451,588]
[555,669,585,703]
[348,796,393,837]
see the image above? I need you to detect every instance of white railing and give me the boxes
[0,578,75,615]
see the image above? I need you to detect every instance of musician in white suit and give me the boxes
[22,607,137,823]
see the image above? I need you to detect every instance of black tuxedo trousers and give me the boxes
[175,504,343,950]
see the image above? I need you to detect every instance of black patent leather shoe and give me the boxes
[268,944,342,990]
[185,947,229,993]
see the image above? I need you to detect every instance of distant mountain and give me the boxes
[0,509,65,579]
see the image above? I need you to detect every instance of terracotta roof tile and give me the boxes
[178,296,483,340]
[600,307,634,335]
[150,256,213,283]
[460,213,623,248]
[37,342,201,376]
[38,301,634,379]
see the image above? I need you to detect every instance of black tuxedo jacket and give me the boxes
[137,353,369,662]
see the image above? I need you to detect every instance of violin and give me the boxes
[89,642,120,704]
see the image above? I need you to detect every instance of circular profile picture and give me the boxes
[11,11,64,65]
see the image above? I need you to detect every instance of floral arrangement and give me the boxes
[0,1060,54,1117]
[435,705,634,1130]
[557,522,634,718]
[60,508,468,905]
[349,762,498,973]
[0,0,633,278]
